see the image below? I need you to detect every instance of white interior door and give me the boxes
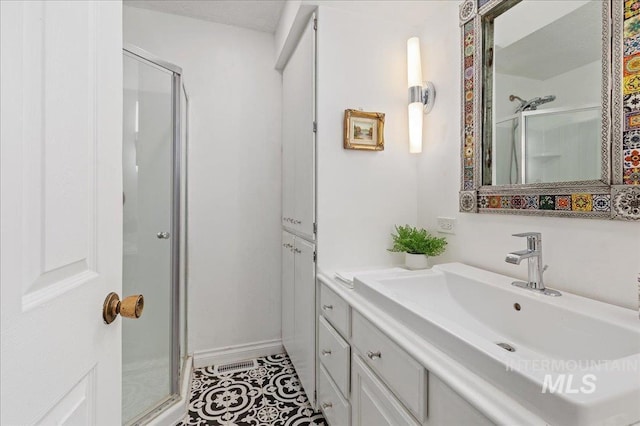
[0,1,123,425]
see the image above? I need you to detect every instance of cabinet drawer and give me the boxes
[352,311,427,422]
[352,354,420,426]
[319,364,351,426]
[320,284,350,338]
[318,316,350,397]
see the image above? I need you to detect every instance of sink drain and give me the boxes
[497,342,516,352]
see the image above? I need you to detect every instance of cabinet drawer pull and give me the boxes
[366,351,382,360]
[321,349,332,356]
[321,402,333,409]
[322,304,333,311]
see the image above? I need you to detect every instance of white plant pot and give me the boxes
[405,253,430,270]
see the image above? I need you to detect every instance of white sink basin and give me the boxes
[354,262,640,426]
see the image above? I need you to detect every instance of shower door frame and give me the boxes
[123,43,185,425]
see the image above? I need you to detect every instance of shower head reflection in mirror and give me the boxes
[506,94,557,184]
[509,94,556,113]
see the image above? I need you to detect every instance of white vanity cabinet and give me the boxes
[352,311,427,423]
[317,279,497,426]
[319,364,351,426]
[351,354,421,426]
[318,284,352,424]
[320,284,351,338]
[318,316,350,396]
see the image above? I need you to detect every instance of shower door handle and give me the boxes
[102,292,144,324]
[157,232,171,239]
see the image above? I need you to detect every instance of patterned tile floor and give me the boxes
[177,353,326,426]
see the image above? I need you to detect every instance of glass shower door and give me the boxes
[122,53,174,424]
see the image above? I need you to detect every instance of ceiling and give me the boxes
[124,0,286,33]
[123,1,441,35]
[495,1,601,80]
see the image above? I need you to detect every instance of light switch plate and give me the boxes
[437,217,456,234]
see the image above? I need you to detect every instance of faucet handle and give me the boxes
[512,232,541,239]
[512,232,542,250]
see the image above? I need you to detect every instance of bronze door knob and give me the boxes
[102,292,144,324]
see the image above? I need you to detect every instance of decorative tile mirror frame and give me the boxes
[458,0,640,221]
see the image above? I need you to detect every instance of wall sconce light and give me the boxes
[407,36,436,154]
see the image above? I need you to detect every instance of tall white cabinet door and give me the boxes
[281,66,295,228]
[281,231,295,355]
[293,237,316,405]
[292,17,316,239]
[282,15,316,240]
[0,1,123,425]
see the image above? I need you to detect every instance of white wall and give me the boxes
[416,2,640,310]
[124,7,283,355]
[543,60,601,109]
[314,4,419,273]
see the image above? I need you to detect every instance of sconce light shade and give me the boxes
[408,103,423,154]
[407,37,423,88]
[407,37,436,154]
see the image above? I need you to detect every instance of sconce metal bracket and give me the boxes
[408,81,436,114]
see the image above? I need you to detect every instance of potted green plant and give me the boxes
[388,225,447,270]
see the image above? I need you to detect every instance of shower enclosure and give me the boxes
[494,105,601,185]
[122,44,189,425]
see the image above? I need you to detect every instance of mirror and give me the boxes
[458,0,640,221]
[483,0,603,186]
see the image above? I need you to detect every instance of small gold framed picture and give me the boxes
[343,109,385,151]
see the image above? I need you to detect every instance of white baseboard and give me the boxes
[193,339,284,368]
[147,355,193,426]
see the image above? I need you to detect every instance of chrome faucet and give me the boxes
[505,232,561,297]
